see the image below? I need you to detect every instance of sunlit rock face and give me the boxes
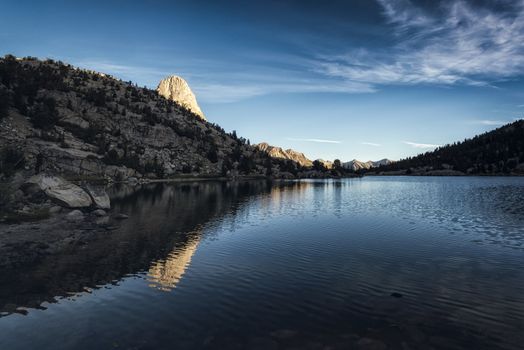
[342,159,393,171]
[316,159,333,169]
[157,75,206,120]
[256,142,313,167]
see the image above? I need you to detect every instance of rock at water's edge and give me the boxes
[24,174,92,208]
[85,185,111,209]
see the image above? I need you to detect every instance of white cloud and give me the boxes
[73,1,524,104]
[403,141,441,149]
[317,0,524,88]
[193,80,375,103]
[361,142,381,146]
[74,60,170,78]
[74,58,376,103]
[287,138,342,144]
[192,84,266,103]
[72,60,174,88]
[473,119,508,126]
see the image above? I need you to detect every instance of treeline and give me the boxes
[374,120,524,174]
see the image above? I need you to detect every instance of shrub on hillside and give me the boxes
[0,147,25,179]
[0,87,10,120]
[29,97,59,130]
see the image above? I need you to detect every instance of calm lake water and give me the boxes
[1,177,523,350]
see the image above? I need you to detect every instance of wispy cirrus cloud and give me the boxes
[73,1,524,103]
[72,59,177,89]
[193,80,375,103]
[287,138,341,144]
[473,119,509,126]
[74,58,376,103]
[317,0,524,88]
[361,142,381,147]
[403,141,441,149]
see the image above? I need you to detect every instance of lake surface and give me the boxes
[1,177,523,350]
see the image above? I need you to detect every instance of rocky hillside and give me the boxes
[0,55,309,185]
[343,159,393,171]
[157,75,205,120]
[315,159,333,169]
[255,142,313,167]
[371,120,524,175]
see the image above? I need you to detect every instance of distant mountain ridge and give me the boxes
[316,159,333,169]
[343,159,393,171]
[256,142,394,171]
[255,142,313,167]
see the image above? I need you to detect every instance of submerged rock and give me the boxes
[66,210,84,222]
[49,206,62,214]
[95,216,110,226]
[92,209,107,217]
[114,213,129,220]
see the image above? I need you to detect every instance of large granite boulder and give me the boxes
[24,174,92,208]
[85,185,111,209]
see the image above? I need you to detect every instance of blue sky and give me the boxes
[1,0,524,161]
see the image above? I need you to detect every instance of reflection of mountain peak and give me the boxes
[0,181,278,314]
[148,236,200,292]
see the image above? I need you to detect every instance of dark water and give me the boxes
[1,177,524,350]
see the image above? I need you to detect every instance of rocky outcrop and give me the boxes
[343,159,393,171]
[21,174,112,209]
[85,185,111,209]
[24,174,93,208]
[315,159,333,169]
[373,159,393,167]
[256,142,313,167]
[157,75,205,120]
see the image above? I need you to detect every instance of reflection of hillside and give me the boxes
[0,180,291,314]
[148,234,200,292]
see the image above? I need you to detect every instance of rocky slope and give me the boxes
[343,159,393,171]
[255,142,313,167]
[0,55,295,184]
[156,75,205,120]
[316,159,334,169]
